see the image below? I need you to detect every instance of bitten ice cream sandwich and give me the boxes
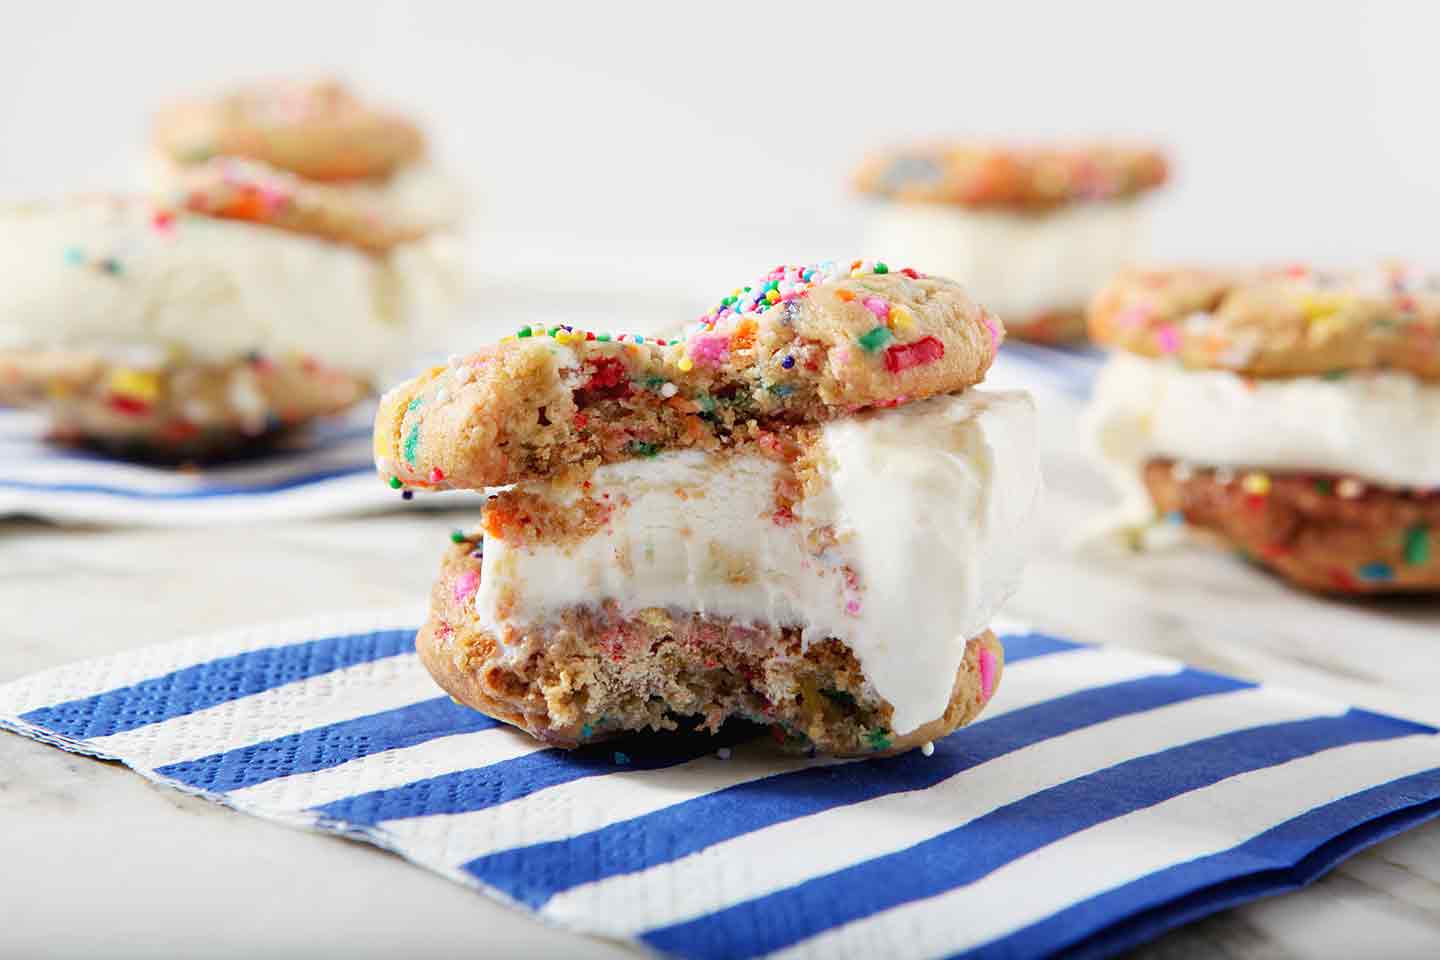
[855,142,1168,343]
[377,260,1042,755]
[1087,264,1440,594]
[0,80,460,460]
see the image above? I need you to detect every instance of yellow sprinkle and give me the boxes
[1241,472,1271,496]
[500,335,515,344]
[107,368,161,401]
[1298,293,1352,323]
[677,356,694,372]
[889,304,915,331]
[765,289,780,304]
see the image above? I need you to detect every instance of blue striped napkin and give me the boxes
[0,406,476,525]
[3,609,1438,959]
[988,341,1106,399]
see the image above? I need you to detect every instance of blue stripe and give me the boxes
[0,464,372,500]
[20,628,415,740]
[154,695,495,792]
[462,668,1248,908]
[998,631,1084,663]
[309,720,769,827]
[642,709,1425,960]
[1001,762,1440,960]
[2,424,373,466]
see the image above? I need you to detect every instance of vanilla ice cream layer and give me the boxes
[865,201,1144,320]
[0,200,413,378]
[476,389,1041,736]
[1088,351,1440,491]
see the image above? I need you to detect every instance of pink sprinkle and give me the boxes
[1157,325,1181,354]
[452,568,480,604]
[845,599,861,615]
[862,296,890,321]
[688,333,730,367]
[982,312,1002,357]
[979,645,997,700]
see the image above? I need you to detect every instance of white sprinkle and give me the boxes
[1171,461,1195,482]
[1214,467,1236,485]
[1338,478,1365,499]
[716,747,732,760]
[920,741,935,757]
[660,382,678,398]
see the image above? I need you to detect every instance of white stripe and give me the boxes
[542,686,1333,935]
[81,653,434,768]
[381,647,1167,870]
[0,606,424,718]
[779,732,1440,960]
[980,646,1183,721]
[379,740,849,868]
[227,724,547,811]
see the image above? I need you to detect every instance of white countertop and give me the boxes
[3,288,1438,958]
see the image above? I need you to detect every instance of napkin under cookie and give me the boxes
[0,405,476,525]
[2,608,1437,959]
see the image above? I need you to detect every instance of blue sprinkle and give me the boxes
[401,490,414,501]
[768,384,794,397]
[581,723,593,738]
[634,335,645,344]
[781,355,795,369]
[613,751,630,765]
[62,246,85,265]
[1164,510,1185,525]
[1358,562,1394,581]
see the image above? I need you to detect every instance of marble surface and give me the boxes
[3,293,1439,958]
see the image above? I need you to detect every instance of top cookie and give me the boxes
[1089,264,1440,380]
[154,78,426,182]
[374,260,1003,491]
[854,141,1168,212]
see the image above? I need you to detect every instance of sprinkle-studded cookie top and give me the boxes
[1090,264,1440,380]
[154,78,426,182]
[854,141,1168,211]
[374,260,1002,491]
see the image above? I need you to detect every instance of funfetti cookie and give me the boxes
[0,198,403,459]
[1086,263,1440,595]
[855,141,1168,343]
[380,260,1042,756]
[148,77,463,274]
[375,260,1003,492]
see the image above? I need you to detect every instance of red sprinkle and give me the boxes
[883,336,945,373]
[107,394,151,416]
[429,467,445,483]
[899,267,919,279]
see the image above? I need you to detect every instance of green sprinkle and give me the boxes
[450,529,466,544]
[874,262,889,274]
[697,394,717,413]
[865,728,892,751]
[406,395,424,412]
[629,441,660,457]
[1322,369,1348,381]
[768,383,794,397]
[595,333,611,342]
[644,376,665,391]
[402,422,421,465]
[1404,525,1431,566]
[857,326,894,352]
[614,751,630,765]
[548,325,562,337]
[1313,478,1333,495]
[100,257,123,275]
[516,326,533,338]
[388,476,403,489]
[581,723,593,738]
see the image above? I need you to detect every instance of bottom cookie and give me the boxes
[1144,459,1440,594]
[0,349,368,462]
[1005,306,1088,344]
[418,533,1005,757]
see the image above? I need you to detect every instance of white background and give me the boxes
[2,0,1437,296]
